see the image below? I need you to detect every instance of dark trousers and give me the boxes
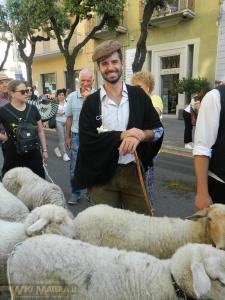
[2,139,45,179]
[208,176,225,204]
[89,163,149,215]
[183,110,193,143]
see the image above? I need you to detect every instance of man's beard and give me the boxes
[102,70,122,84]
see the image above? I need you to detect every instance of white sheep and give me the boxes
[2,167,66,210]
[73,204,225,258]
[7,235,225,300]
[0,183,29,222]
[0,204,75,287]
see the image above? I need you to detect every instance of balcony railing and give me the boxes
[150,0,195,28]
[86,11,128,40]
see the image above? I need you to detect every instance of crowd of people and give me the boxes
[0,38,224,215]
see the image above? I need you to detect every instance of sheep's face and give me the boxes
[188,204,225,249]
[206,204,225,250]
[24,204,75,238]
[197,244,225,300]
[171,244,225,300]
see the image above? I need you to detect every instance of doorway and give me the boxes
[161,74,179,114]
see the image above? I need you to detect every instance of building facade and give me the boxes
[32,0,221,115]
[215,0,225,83]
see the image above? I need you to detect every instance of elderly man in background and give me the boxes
[65,68,95,205]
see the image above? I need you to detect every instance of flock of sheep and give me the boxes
[1,167,225,299]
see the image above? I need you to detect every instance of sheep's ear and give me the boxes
[191,262,211,298]
[186,208,209,221]
[26,218,48,236]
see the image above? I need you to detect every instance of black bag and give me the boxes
[48,114,56,129]
[4,105,40,154]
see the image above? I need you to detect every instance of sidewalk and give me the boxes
[161,114,193,157]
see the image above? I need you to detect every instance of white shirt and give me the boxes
[100,83,134,164]
[193,89,223,182]
[56,101,67,123]
[184,98,196,113]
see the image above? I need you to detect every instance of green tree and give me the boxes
[24,0,125,90]
[132,0,166,72]
[0,4,13,71]
[6,0,51,84]
[175,77,211,103]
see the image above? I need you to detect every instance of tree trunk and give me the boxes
[0,40,12,71]
[132,0,166,72]
[25,60,33,85]
[50,14,109,91]
[66,66,75,91]
[65,52,79,91]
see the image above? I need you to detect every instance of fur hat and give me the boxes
[0,70,12,82]
[92,40,122,62]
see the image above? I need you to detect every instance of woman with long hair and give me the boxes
[0,80,48,178]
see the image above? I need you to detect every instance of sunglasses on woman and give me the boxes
[15,89,29,95]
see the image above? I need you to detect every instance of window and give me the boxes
[41,73,56,95]
[161,55,180,69]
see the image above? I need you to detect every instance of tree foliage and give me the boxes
[6,0,51,84]
[175,77,211,103]
[21,0,125,90]
[0,4,12,71]
[132,0,166,73]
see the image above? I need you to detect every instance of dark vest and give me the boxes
[209,85,225,180]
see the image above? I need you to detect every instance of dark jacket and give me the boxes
[209,85,225,180]
[73,84,163,189]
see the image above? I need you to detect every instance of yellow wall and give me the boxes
[32,18,96,92]
[127,0,219,83]
[33,46,95,92]
[32,0,220,91]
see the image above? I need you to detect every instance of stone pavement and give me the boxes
[161,114,193,157]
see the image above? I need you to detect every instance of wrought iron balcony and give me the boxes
[150,0,195,28]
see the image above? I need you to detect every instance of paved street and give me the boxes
[0,116,196,300]
[45,114,196,218]
[0,114,196,219]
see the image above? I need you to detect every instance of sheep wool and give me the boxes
[0,183,29,222]
[0,204,75,287]
[7,235,225,300]
[73,204,225,258]
[2,167,66,210]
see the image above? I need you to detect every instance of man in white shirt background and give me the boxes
[193,84,225,210]
[65,68,94,205]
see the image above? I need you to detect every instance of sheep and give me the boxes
[7,234,225,300]
[73,204,225,258]
[0,204,75,287]
[0,182,29,222]
[2,167,66,210]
